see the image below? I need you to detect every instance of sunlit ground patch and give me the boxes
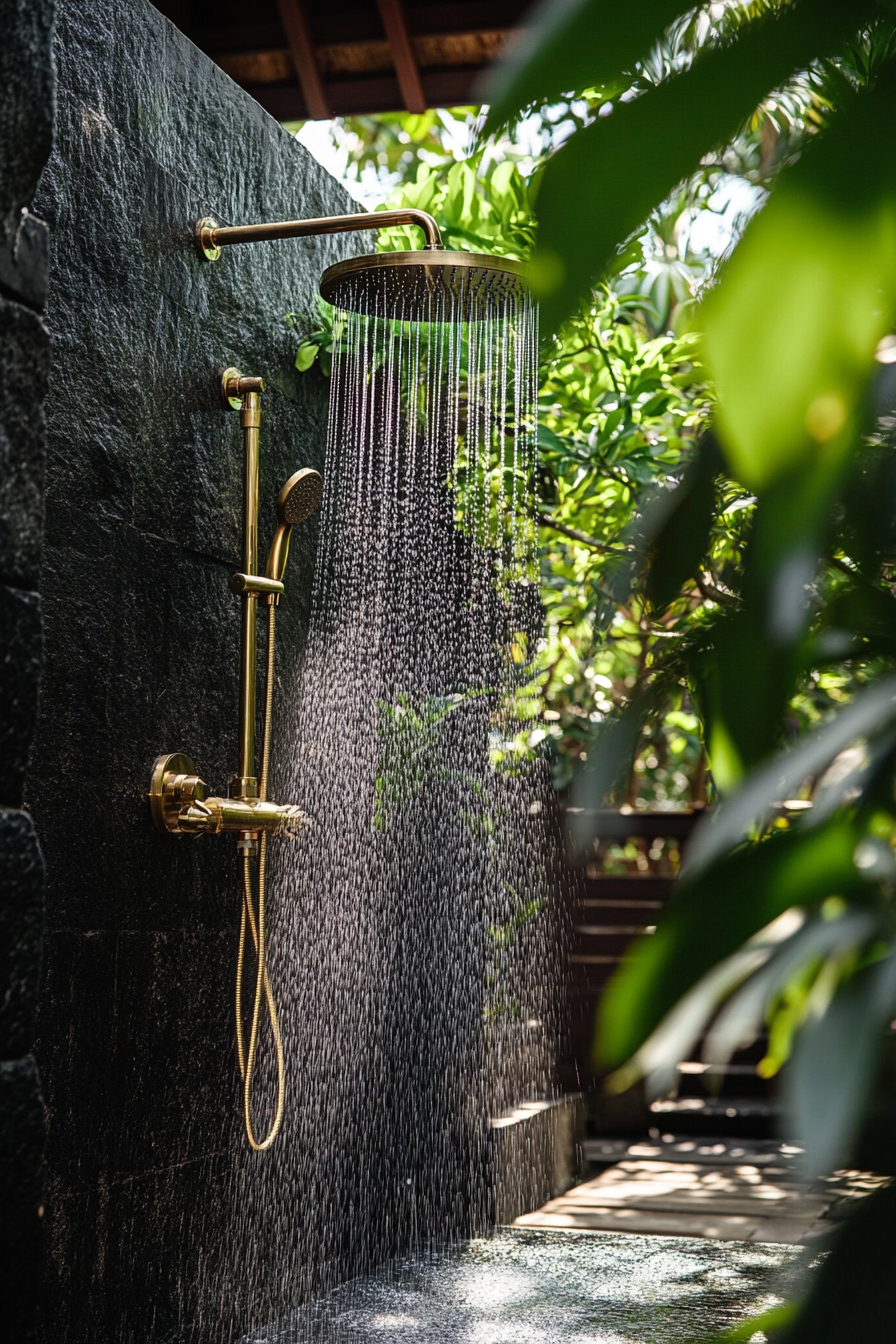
[246,1228,801,1342]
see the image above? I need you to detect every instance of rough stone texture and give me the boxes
[0,213,50,311]
[0,810,45,1058]
[0,0,54,302]
[0,1058,46,1334]
[28,3,366,1340]
[0,2,53,1342]
[0,299,49,593]
[0,584,43,807]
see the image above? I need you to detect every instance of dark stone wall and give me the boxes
[0,1,55,1339]
[26,2,360,1338]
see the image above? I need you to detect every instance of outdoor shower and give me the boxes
[148,207,529,1150]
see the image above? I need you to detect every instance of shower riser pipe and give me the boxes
[235,386,261,804]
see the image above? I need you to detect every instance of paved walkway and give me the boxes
[515,1137,888,1244]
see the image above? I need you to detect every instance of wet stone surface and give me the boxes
[250,1229,802,1343]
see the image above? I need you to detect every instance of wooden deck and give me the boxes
[515,1139,889,1245]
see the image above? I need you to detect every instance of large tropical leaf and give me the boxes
[784,952,896,1172]
[483,0,688,130]
[523,0,874,333]
[704,63,896,490]
[683,672,896,878]
[597,818,863,1067]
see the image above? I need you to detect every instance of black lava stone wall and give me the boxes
[26,2,361,1339]
[0,1,55,1339]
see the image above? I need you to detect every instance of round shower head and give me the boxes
[277,468,323,525]
[319,250,528,322]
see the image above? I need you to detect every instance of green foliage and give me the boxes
[490,0,876,334]
[375,156,536,259]
[485,0,686,128]
[284,300,342,377]
[373,691,476,833]
[485,1,896,1337]
[486,891,546,1021]
[704,73,896,493]
[704,1301,799,1343]
[290,108,478,186]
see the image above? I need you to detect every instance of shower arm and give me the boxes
[195,209,442,262]
[148,368,308,852]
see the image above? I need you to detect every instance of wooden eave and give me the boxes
[155,0,531,119]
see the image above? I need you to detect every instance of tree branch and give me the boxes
[537,513,631,555]
[694,572,739,607]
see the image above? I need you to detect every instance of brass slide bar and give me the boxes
[226,370,265,803]
[197,209,442,261]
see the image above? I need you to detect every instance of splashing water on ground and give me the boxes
[247,1230,802,1344]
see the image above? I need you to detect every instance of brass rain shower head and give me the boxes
[265,468,324,585]
[318,251,527,323]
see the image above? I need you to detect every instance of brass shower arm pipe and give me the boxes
[196,209,442,261]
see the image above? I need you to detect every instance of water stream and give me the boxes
[221,277,568,1335]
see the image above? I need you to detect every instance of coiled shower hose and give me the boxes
[235,602,285,1150]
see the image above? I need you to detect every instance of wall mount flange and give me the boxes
[221,366,243,410]
[149,752,205,836]
[196,216,221,262]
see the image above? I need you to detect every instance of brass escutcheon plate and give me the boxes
[195,216,221,262]
[149,752,200,835]
[220,366,244,410]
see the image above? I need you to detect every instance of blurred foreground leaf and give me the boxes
[525,0,870,332]
[785,952,896,1172]
[644,433,723,611]
[597,819,862,1068]
[704,65,896,491]
[484,0,684,130]
[783,1182,896,1343]
[698,1301,798,1343]
[683,672,896,877]
[568,693,655,856]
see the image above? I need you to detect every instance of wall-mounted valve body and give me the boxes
[148,367,322,1151]
[148,754,307,838]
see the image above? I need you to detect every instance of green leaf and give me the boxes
[645,434,722,610]
[295,341,319,372]
[785,952,896,1174]
[568,693,654,856]
[597,819,862,1068]
[703,909,883,1073]
[784,1183,896,1343]
[529,0,873,334]
[683,673,896,879]
[537,423,572,454]
[483,0,687,130]
[704,66,896,490]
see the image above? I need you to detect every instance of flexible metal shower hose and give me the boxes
[235,602,286,1150]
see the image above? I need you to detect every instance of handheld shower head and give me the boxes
[265,468,323,583]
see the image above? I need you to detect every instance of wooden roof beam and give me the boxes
[376,0,427,114]
[275,0,331,120]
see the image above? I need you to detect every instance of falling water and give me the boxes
[220,269,563,1339]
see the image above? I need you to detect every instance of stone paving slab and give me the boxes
[516,1206,818,1243]
[516,1151,889,1244]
